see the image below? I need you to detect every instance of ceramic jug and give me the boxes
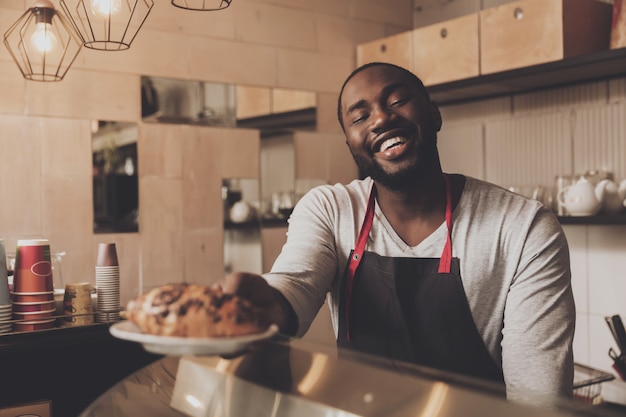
[558,177,601,216]
[595,179,626,214]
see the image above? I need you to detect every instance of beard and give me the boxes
[351,138,438,190]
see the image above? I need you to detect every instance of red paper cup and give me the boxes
[12,301,56,313]
[11,291,54,303]
[13,240,53,293]
[13,319,55,332]
[13,310,55,321]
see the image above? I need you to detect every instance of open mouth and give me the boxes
[375,136,407,153]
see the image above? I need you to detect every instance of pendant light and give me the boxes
[171,0,232,11]
[3,0,82,82]
[60,0,154,51]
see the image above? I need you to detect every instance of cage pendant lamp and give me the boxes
[60,0,154,51]
[3,0,82,82]
[171,0,232,11]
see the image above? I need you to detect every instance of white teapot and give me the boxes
[595,179,626,214]
[558,177,601,216]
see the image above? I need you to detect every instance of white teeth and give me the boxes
[379,137,405,152]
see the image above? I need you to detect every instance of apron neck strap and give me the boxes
[438,173,453,274]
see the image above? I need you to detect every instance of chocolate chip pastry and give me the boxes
[126,283,271,337]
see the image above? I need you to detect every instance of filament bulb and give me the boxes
[91,0,123,19]
[30,22,58,54]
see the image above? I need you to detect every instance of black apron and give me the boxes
[337,174,504,384]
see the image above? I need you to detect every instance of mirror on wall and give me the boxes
[92,120,139,234]
[141,76,317,133]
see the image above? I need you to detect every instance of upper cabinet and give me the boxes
[357,0,617,105]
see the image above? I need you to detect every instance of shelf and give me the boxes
[427,47,626,105]
[224,217,289,230]
[557,214,626,225]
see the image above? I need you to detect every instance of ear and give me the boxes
[430,101,442,132]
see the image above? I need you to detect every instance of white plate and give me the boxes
[109,321,280,356]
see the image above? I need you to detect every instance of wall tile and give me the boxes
[40,118,92,177]
[316,15,386,57]
[0,61,26,114]
[438,122,485,180]
[184,228,224,285]
[182,125,222,230]
[260,226,287,273]
[514,81,608,115]
[587,225,626,317]
[327,132,358,185]
[138,123,184,179]
[351,0,412,28]
[24,69,139,121]
[573,103,626,180]
[0,115,42,237]
[573,312,590,365]
[188,37,278,86]
[439,96,511,122]
[145,2,236,39]
[41,175,93,284]
[294,131,328,180]
[316,92,342,134]
[563,225,589,314]
[250,0,351,17]
[220,128,260,178]
[235,2,317,50]
[484,112,572,187]
[77,29,191,79]
[139,177,184,286]
[277,49,353,93]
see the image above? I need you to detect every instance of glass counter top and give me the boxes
[79,336,623,417]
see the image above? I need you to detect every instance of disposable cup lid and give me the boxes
[17,239,50,246]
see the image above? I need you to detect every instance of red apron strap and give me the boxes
[438,174,453,274]
[344,183,376,340]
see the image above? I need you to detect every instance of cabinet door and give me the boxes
[357,31,412,69]
[412,14,479,86]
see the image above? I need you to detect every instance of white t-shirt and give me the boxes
[264,175,575,403]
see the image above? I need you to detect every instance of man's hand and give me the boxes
[215,272,298,336]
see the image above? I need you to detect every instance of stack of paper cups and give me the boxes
[95,243,120,323]
[0,240,12,334]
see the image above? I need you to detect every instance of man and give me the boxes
[221,62,575,405]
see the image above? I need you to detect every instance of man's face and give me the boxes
[340,65,442,189]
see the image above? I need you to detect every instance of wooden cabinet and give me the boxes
[356,31,412,69]
[412,13,480,86]
[480,0,612,74]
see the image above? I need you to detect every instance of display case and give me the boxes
[79,336,624,417]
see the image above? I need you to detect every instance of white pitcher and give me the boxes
[595,179,626,214]
[558,177,601,216]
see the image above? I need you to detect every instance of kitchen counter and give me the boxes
[79,335,624,417]
[0,323,160,416]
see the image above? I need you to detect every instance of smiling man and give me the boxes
[220,62,576,406]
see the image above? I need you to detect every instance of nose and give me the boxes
[369,105,393,131]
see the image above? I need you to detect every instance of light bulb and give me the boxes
[30,21,58,54]
[91,0,123,19]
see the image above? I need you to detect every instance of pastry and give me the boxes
[126,283,270,337]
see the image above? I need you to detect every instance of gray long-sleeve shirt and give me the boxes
[264,175,575,403]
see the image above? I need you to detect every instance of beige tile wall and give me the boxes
[0,1,407,305]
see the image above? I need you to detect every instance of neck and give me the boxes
[375,171,447,220]
[373,171,463,247]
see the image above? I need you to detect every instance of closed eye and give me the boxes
[389,96,411,107]
[351,112,369,125]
